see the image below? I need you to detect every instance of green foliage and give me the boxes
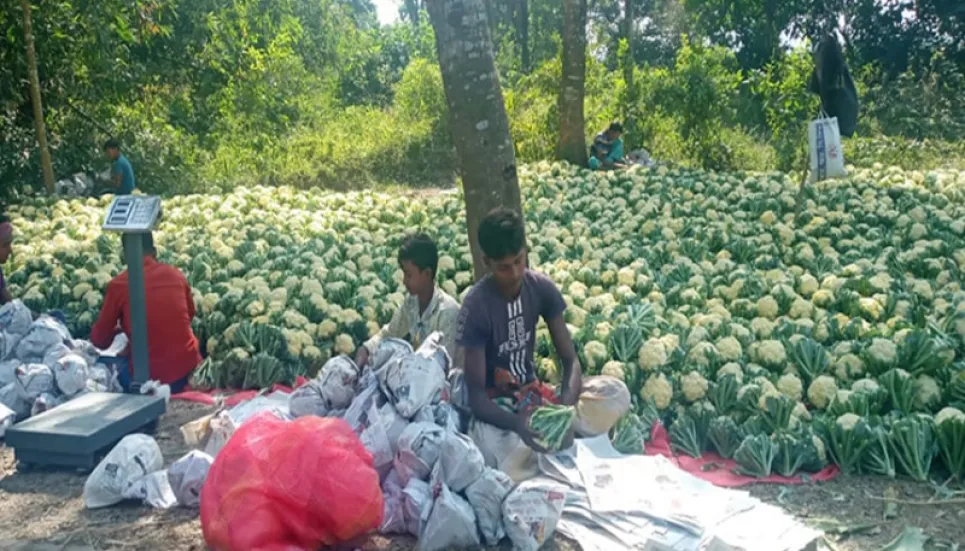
[733,433,777,478]
[708,415,744,459]
[889,414,938,482]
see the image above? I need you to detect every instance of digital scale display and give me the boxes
[102,195,161,232]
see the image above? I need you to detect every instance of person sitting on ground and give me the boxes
[588,121,627,170]
[356,233,461,369]
[456,207,583,468]
[0,214,15,306]
[90,232,201,393]
[103,138,136,195]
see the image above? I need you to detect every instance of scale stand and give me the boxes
[5,195,167,472]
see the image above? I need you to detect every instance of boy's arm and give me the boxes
[358,300,409,366]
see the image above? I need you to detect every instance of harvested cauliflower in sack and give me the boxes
[466,467,515,546]
[573,375,631,437]
[371,337,413,372]
[502,479,568,551]
[0,332,21,361]
[0,359,18,386]
[419,483,480,551]
[379,469,407,535]
[394,421,445,486]
[438,431,485,492]
[53,353,89,396]
[378,333,448,418]
[31,392,64,416]
[317,355,359,410]
[43,343,71,368]
[0,300,33,336]
[0,402,16,438]
[15,363,54,401]
[0,382,29,418]
[84,434,164,509]
[16,316,70,361]
[167,450,213,508]
[289,380,329,418]
[402,477,430,536]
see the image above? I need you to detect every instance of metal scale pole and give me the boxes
[122,232,150,392]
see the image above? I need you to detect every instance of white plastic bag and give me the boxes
[418,483,480,551]
[379,469,407,535]
[378,332,448,418]
[203,410,237,457]
[470,418,523,469]
[84,434,163,509]
[0,402,16,438]
[0,359,19,386]
[0,381,30,419]
[53,353,89,397]
[808,115,847,183]
[167,450,213,508]
[140,380,171,403]
[0,332,22,361]
[447,368,468,410]
[70,339,101,366]
[317,355,359,410]
[43,343,71,368]
[380,402,408,454]
[466,467,515,546]
[502,479,568,551]
[15,363,54,401]
[344,384,395,472]
[438,431,486,492]
[403,477,431,537]
[289,380,329,418]
[432,402,460,433]
[573,375,631,437]
[371,337,413,371]
[395,421,445,486]
[0,300,33,336]
[16,316,70,361]
[122,470,177,509]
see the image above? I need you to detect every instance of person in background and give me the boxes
[103,138,136,195]
[456,207,583,468]
[588,121,627,170]
[0,214,14,305]
[356,233,461,368]
[90,232,201,393]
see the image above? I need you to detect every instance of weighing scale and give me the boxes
[5,195,167,471]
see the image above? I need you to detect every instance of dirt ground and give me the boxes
[1,401,963,551]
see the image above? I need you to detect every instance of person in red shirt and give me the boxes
[90,232,201,393]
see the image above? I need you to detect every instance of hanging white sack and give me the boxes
[808,114,847,183]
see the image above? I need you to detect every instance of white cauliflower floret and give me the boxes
[716,362,744,383]
[685,326,710,348]
[935,407,965,426]
[687,342,718,367]
[715,336,743,362]
[807,375,839,409]
[754,339,787,368]
[317,319,338,339]
[638,338,668,371]
[834,353,865,381]
[601,361,626,381]
[836,413,862,431]
[641,373,674,410]
[681,371,709,402]
[812,434,826,463]
[798,274,819,297]
[866,338,897,367]
[583,340,609,371]
[777,373,804,401]
[811,289,835,307]
[788,297,813,319]
[756,296,779,320]
[334,333,355,356]
[851,378,880,394]
[750,317,776,338]
[792,401,811,422]
[913,375,941,411]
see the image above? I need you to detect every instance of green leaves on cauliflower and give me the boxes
[889,414,938,482]
[935,407,965,481]
[816,413,873,475]
[733,433,778,478]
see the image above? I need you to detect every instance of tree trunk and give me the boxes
[20,0,55,194]
[515,0,530,72]
[558,0,587,167]
[623,0,633,91]
[427,0,522,280]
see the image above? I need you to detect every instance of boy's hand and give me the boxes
[515,409,550,454]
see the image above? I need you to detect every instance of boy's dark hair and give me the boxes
[478,207,526,260]
[608,121,624,133]
[398,233,439,275]
[0,214,9,224]
[122,232,156,258]
[103,138,121,151]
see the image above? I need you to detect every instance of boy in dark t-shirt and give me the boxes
[456,207,583,467]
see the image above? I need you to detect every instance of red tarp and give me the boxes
[171,376,309,407]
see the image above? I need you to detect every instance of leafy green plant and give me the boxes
[709,374,740,415]
[529,405,577,451]
[889,414,938,482]
[733,434,777,478]
[817,413,873,475]
[862,421,896,478]
[935,409,965,480]
[610,412,648,455]
[761,394,796,434]
[772,430,820,478]
[709,416,744,459]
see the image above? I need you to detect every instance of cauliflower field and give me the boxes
[6,161,965,482]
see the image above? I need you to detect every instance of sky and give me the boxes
[374,0,401,25]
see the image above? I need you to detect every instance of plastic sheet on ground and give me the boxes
[167,450,213,508]
[465,467,514,546]
[645,422,839,487]
[378,332,448,419]
[84,434,164,509]
[549,434,824,551]
[402,477,430,537]
[418,482,480,551]
[394,421,445,486]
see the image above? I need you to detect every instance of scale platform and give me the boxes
[4,392,166,471]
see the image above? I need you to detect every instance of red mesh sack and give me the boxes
[201,412,383,551]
